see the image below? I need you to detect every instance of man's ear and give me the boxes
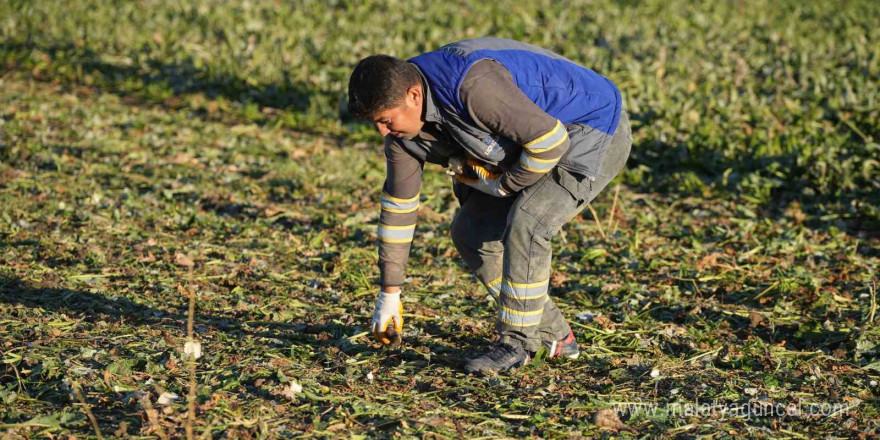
[407,84,422,107]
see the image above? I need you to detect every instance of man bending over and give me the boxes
[347,37,632,374]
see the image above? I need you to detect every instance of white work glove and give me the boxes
[449,157,512,198]
[371,290,403,346]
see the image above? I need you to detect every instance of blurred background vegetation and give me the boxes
[2,0,878,227]
[1,1,878,437]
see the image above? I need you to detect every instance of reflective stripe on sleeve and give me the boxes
[523,120,567,154]
[380,192,419,214]
[519,152,560,173]
[378,223,416,244]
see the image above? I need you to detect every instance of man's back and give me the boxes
[410,37,622,135]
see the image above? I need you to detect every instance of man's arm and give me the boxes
[460,60,571,193]
[378,136,423,291]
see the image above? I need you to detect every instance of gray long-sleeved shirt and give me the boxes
[378,60,571,288]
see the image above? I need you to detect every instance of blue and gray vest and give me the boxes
[406,37,622,179]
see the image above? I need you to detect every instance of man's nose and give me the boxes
[376,123,390,136]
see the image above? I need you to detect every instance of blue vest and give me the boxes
[411,38,621,135]
[405,38,622,179]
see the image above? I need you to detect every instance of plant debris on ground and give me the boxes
[1,0,878,438]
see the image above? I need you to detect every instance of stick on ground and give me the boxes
[607,184,620,231]
[186,285,197,440]
[72,381,104,440]
[587,203,607,239]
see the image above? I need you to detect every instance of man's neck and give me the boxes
[411,63,440,123]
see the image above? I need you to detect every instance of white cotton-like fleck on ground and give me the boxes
[184,341,202,360]
[157,392,179,405]
[290,380,303,394]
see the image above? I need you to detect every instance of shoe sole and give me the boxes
[466,356,530,375]
[506,355,530,373]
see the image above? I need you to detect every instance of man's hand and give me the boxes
[450,158,512,198]
[371,290,403,347]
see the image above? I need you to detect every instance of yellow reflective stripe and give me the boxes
[520,153,560,173]
[500,306,544,316]
[381,205,419,214]
[499,317,541,327]
[502,292,546,300]
[506,279,550,289]
[381,192,420,213]
[381,237,415,244]
[524,120,567,154]
[381,193,420,204]
[380,223,416,230]
[528,135,567,154]
[502,278,549,300]
[378,223,415,243]
[523,120,563,147]
[524,154,560,163]
[483,276,502,296]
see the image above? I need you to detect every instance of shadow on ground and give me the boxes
[0,275,353,351]
[1,43,316,116]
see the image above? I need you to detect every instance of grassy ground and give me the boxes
[1,0,879,438]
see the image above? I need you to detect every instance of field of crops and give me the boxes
[1,0,878,438]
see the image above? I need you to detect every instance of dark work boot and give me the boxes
[464,343,530,374]
[543,330,580,360]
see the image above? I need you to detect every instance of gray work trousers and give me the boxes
[450,110,633,352]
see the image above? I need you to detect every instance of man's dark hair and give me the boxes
[348,55,421,120]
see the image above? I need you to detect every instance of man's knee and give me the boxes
[504,211,549,256]
[450,212,471,253]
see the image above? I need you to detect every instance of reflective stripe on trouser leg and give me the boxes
[498,279,550,327]
[498,173,576,352]
[482,276,502,300]
[496,279,569,342]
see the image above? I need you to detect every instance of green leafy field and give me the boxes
[1,0,878,438]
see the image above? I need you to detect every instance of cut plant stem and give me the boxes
[685,346,722,363]
[753,281,780,300]
[869,279,877,324]
[586,203,607,239]
[186,283,197,440]
[607,184,620,231]
[72,381,104,440]
[347,330,370,341]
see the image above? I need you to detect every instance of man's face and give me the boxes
[372,85,424,140]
